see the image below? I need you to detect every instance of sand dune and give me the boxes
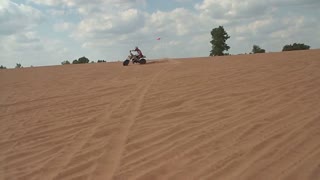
[1,50,320,180]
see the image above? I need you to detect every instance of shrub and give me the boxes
[77,56,89,64]
[15,63,23,68]
[252,45,266,53]
[282,43,310,51]
[61,60,71,65]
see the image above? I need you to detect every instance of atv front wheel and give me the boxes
[123,59,130,66]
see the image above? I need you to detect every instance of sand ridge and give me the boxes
[1,50,320,180]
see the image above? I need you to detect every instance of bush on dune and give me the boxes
[252,45,266,54]
[61,60,71,65]
[282,43,310,51]
[15,63,23,68]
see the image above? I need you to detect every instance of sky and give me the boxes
[0,0,320,67]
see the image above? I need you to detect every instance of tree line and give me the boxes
[0,63,23,69]
[61,57,106,65]
[0,58,107,69]
[209,26,311,56]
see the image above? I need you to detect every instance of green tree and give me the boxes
[15,63,23,68]
[282,43,310,51]
[97,60,106,63]
[72,59,78,64]
[77,56,89,64]
[210,26,230,56]
[71,57,90,64]
[252,45,266,54]
[0,65,6,69]
[61,60,71,65]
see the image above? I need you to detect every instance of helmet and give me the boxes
[135,46,139,50]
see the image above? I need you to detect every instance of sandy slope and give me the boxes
[1,50,320,180]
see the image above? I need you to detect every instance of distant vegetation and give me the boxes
[15,63,23,68]
[1,63,25,69]
[209,26,312,56]
[62,57,108,65]
[282,43,310,51]
[210,26,230,56]
[252,45,266,54]
[72,56,90,64]
[61,56,90,65]
[61,60,71,65]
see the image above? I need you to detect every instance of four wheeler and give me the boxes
[123,51,146,66]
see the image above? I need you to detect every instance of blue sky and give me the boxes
[1,0,320,67]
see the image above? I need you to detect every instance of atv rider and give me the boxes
[131,46,144,59]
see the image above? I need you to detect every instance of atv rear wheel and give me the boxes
[139,59,146,64]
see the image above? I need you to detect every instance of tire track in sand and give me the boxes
[93,64,173,180]
[44,66,155,180]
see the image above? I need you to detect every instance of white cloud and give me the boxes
[66,6,211,60]
[47,9,73,16]
[0,0,44,36]
[0,30,69,67]
[175,0,193,2]
[29,0,75,7]
[29,0,146,9]
[0,31,68,67]
[148,8,199,36]
[72,8,145,39]
[195,0,273,19]
[54,22,74,32]
[0,0,10,10]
